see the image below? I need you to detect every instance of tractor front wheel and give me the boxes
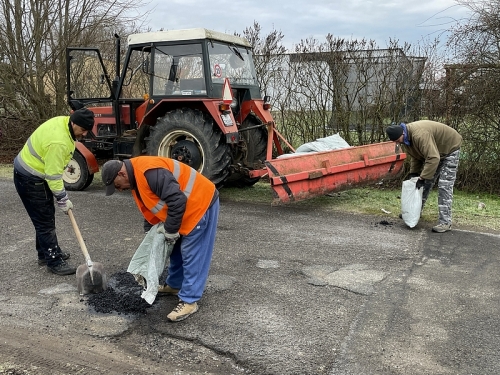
[147,108,231,186]
[63,151,93,191]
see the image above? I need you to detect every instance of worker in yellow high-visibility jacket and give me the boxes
[13,108,94,276]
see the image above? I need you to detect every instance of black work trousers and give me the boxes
[13,168,64,266]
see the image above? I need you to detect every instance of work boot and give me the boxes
[432,223,452,233]
[38,251,70,265]
[167,301,198,322]
[158,284,179,296]
[47,260,77,276]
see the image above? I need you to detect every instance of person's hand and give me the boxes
[416,178,426,190]
[164,232,180,245]
[57,195,73,214]
[157,226,180,245]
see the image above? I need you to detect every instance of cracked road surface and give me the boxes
[1,178,499,374]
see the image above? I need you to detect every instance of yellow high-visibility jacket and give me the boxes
[17,116,75,198]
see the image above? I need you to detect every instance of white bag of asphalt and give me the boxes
[295,133,351,153]
[277,133,351,158]
[127,223,173,304]
[401,177,423,228]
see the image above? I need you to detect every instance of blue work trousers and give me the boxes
[166,198,219,304]
[13,168,63,266]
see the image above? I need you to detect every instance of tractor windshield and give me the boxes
[208,42,257,86]
[151,43,206,96]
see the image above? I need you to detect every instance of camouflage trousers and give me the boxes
[421,149,460,225]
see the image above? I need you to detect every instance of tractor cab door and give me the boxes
[66,48,114,109]
[66,46,152,140]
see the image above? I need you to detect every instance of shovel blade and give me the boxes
[76,262,108,295]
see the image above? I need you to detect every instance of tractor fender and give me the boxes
[240,99,274,123]
[75,142,99,174]
[141,100,239,135]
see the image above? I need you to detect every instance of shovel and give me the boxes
[68,209,107,295]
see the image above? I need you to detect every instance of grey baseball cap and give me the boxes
[101,160,123,196]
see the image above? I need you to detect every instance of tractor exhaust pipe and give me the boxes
[112,34,121,95]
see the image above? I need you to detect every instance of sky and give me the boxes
[135,0,471,51]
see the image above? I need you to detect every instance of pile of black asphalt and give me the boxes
[86,271,152,314]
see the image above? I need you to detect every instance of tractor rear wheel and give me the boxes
[225,116,268,187]
[63,151,92,191]
[147,108,231,186]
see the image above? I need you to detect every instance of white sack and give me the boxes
[127,223,174,304]
[277,134,351,158]
[401,177,423,228]
[295,133,351,153]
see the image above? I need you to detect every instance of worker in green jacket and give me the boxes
[386,120,462,233]
[13,109,94,275]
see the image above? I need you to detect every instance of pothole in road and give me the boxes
[86,271,153,315]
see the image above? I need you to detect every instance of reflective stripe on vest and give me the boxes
[150,160,196,214]
[27,138,43,163]
[17,153,62,180]
[19,137,63,180]
[130,156,216,235]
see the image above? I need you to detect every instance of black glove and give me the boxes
[415,178,425,190]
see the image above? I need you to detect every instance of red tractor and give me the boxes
[65,29,274,190]
[65,28,405,204]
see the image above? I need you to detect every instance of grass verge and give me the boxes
[219,181,500,233]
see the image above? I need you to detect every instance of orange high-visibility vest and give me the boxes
[130,156,216,235]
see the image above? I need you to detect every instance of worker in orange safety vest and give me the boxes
[101,156,219,322]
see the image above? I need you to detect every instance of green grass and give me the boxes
[220,181,500,233]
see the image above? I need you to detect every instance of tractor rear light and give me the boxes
[225,132,239,144]
[219,103,231,112]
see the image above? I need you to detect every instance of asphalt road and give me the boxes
[0,176,499,375]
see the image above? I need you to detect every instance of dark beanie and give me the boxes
[385,124,404,141]
[70,108,94,131]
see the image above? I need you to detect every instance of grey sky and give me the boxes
[136,0,470,49]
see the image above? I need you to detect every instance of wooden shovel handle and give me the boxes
[68,209,92,264]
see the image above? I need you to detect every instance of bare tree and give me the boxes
[413,38,448,122]
[443,0,500,192]
[240,21,287,94]
[250,32,425,148]
[0,0,147,121]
